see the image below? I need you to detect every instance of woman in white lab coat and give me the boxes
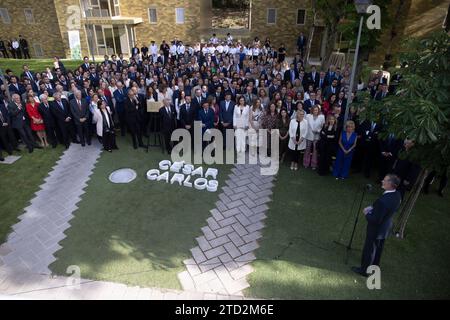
[288,110,308,171]
[233,96,250,154]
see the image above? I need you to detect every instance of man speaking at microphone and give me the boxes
[352,174,402,277]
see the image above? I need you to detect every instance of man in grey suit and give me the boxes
[242,86,257,106]
[7,94,38,153]
[70,91,90,146]
[352,174,402,277]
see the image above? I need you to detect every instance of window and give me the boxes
[33,43,44,57]
[267,8,277,25]
[0,8,11,24]
[175,8,185,24]
[24,8,35,24]
[297,9,306,25]
[148,8,157,24]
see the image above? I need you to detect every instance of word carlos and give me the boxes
[146,160,219,192]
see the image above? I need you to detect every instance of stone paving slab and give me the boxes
[0,143,102,275]
[0,267,250,300]
[179,161,276,296]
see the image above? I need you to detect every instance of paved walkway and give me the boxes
[0,267,246,300]
[0,143,102,275]
[178,163,275,296]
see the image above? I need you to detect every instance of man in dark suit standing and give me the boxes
[352,174,402,277]
[323,79,340,100]
[7,94,37,153]
[219,92,235,149]
[303,92,319,114]
[297,32,307,57]
[51,92,73,148]
[19,35,31,59]
[80,56,90,72]
[0,40,9,58]
[38,94,57,148]
[125,90,144,149]
[283,63,299,84]
[70,91,90,146]
[113,81,127,137]
[192,88,205,115]
[0,98,19,155]
[159,98,177,154]
[317,71,326,90]
[374,84,389,101]
[356,120,380,178]
[179,95,195,138]
[8,76,25,96]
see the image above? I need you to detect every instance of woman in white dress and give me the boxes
[288,110,308,171]
[248,99,263,156]
[303,105,325,169]
[233,96,250,154]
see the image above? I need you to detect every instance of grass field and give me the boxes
[246,165,450,299]
[0,146,64,243]
[0,58,83,75]
[50,135,230,289]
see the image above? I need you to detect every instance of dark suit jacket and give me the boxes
[113,88,128,113]
[197,107,215,132]
[0,103,11,126]
[51,99,71,124]
[9,83,25,96]
[304,99,319,114]
[179,103,196,128]
[323,85,340,100]
[192,96,205,114]
[38,102,55,127]
[7,102,27,129]
[124,97,141,125]
[284,69,299,83]
[69,99,89,125]
[365,191,402,240]
[159,105,177,133]
[80,63,90,72]
[219,100,235,126]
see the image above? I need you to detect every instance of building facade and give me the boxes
[0,0,312,59]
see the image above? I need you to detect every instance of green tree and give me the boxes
[356,31,450,238]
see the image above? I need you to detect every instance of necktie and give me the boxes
[0,111,4,123]
[187,104,190,112]
[78,100,82,111]
[59,101,64,110]
[167,107,171,117]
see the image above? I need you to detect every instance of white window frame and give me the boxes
[33,43,44,57]
[0,8,11,24]
[267,8,277,25]
[24,8,35,24]
[148,7,157,24]
[175,7,185,24]
[297,8,306,25]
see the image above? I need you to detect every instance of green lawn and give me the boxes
[0,146,64,243]
[246,165,450,299]
[0,58,83,75]
[50,135,230,289]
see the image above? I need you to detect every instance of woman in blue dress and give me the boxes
[333,120,357,179]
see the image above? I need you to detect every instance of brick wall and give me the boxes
[0,0,65,58]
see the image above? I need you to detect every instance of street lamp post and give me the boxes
[343,0,371,124]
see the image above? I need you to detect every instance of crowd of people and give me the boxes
[0,36,31,59]
[0,33,446,196]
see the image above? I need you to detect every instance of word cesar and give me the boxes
[146,160,219,192]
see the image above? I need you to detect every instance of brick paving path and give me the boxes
[178,163,275,296]
[0,143,102,275]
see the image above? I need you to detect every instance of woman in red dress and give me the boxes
[26,95,48,147]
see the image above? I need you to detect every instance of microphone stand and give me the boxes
[334,184,372,264]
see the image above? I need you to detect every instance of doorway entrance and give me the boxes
[85,24,135,57]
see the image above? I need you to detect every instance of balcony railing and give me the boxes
[85,9,111,18]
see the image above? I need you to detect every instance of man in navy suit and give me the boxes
[80,56,90,72]
[219,92,235,148]
[283,63,299,84]
[192,88,205,115]
[38,94,57,148]
[303,92,319,114]
[179,95,195,137]
[7,94,38,153]
[0,97,19,156]
[352,174,402,277]
[113,81,128,136]
[8,76,25,96]
[323,79,340,100]
[297,32,307,57]
[159,98,177,153]
[51,92,74,148]
[70,91,90,146]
